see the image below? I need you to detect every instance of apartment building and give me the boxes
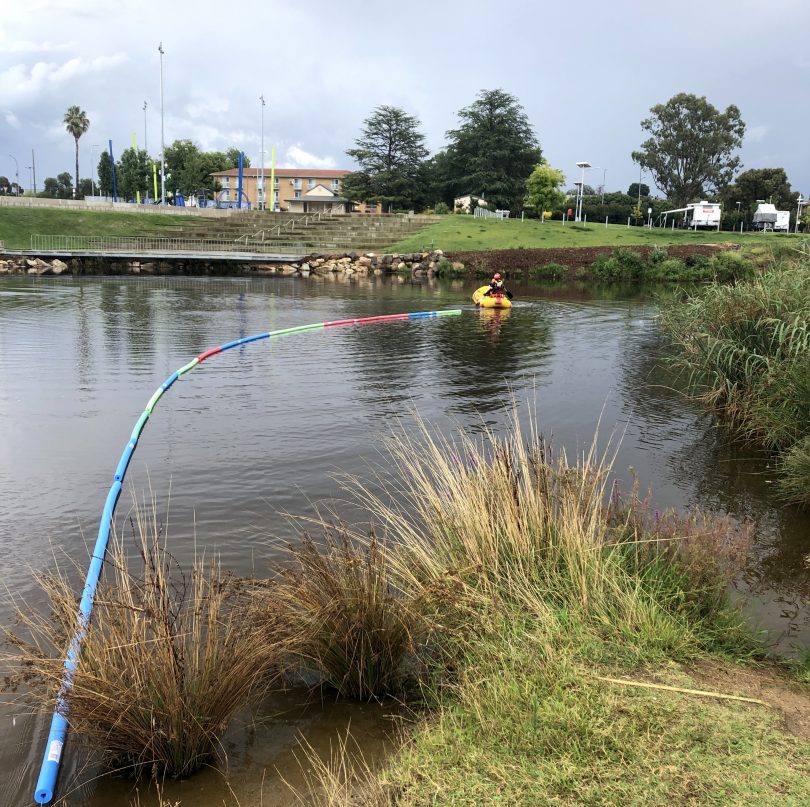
[210,167,383,213]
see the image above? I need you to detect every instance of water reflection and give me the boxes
[1,274,809,805]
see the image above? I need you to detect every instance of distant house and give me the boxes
[286,183,350,214]
[210,167,378,213]
[454,194,487,213]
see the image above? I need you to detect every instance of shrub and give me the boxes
[644,257,688,281]
[434,202,450,215]
[590,248,647,280]
[3,501,281,778]
[255,529,429,700]
[707,250,755,281]
[529,262,567,280]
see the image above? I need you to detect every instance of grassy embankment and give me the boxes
[389,214,796,253]
[0,207,204,249]
[6,415,810,804]
[661,249,810,507]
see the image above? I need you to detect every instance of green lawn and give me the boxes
[390,214,799,252]
[0,207,205,250]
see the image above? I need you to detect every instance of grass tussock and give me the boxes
[3,495,283,778]
[255,529,430,701]
[661,254,810,505]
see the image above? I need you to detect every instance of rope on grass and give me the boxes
[33,307,463,804]
[595,675,769,706]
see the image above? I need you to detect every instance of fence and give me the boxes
[29,235,311,256]
[473,207,510,219]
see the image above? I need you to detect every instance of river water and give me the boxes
[0,274,808,805]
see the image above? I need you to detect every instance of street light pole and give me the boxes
[91,144,100,197]
[31,149,36,195]
[575,161,591,221]
[26,164,33,194]
[601,168,607,205]
[143,101,148,154]
[797,194,804,234]
[260,94,265,210]
[158,42,165,204]
[8,154,19,196]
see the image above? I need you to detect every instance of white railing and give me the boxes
[473,207,510,219]
[29,234,308,254]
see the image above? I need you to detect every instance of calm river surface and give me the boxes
[1,274,808,805]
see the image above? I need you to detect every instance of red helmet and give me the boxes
[493,273,502,280]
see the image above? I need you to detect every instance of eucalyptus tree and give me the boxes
[632,94,745,207]
[63,105,90,198]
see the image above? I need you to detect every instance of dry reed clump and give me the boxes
[3,497,285,779]
[284,730,399,807]
[254,528,432,701]
[337,413,756,657]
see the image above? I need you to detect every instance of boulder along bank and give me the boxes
[0,244,733,279]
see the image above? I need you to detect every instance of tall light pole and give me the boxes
[158,42,165,204]
[797,194,804,234]
[26,164,33,194]
[91,144,101,197]
[260,94,265,210]
[601,168,607,205]
[575,161,591,221]
[143,101,148,154]
[8,154,19,196]
[31,149,37,195]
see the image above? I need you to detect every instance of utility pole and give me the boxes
[158,42,165,204]
[143,100,148,154]
[260,94,265,210]
[31,148,37,195]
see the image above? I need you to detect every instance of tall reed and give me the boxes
[661,255,810,505]
[3,496,284,778]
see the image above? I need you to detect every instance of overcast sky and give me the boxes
[2,0,808,199]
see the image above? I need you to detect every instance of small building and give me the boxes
[286,184,350,214]
[454,194,487,213]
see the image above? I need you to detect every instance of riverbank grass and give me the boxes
[4,498,282,778]
[0,207,203,249]
[661,252,810,505]
[389,214,798,253]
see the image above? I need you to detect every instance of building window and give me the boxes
[331,179,340,191]
[274,178,279,188]
[221,191,229,201]
[293,178,302,190]
[222,177,230,187]
[308,178,316,189]
[294,190,301,199]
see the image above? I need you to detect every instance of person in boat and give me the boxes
[484,272,513,299]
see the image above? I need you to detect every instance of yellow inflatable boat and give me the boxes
[472,285,513,308]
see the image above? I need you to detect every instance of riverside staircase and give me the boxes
[24,212,441,263]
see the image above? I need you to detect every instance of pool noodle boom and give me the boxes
[33,308,462,804]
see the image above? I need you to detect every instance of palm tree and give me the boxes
[63,106,90,199]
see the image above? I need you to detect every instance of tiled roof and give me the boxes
[211,168,351,178]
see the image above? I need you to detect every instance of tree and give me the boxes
[164,140,239,197]
[345,105,429,210]
[632,93,745,207]
[627,183,650,199]
[117,147,152,201]
[0,176,10,195]
[78,178,93,197]
[525,161,566,217]
[444,89,541,211]
[63,105,90,198]
[97,152,113,198]
[721,168,793,215]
